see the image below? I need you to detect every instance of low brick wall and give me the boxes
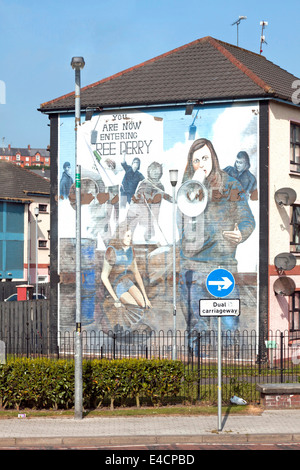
[256,383,300,409]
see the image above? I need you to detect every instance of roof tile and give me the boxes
[0,161,50,201]
[40,36,299,112]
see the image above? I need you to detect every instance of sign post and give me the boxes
[203,268,239,431]
[217,315,222,431]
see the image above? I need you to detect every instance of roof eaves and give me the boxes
[0,197,33,203]
[40,91,76,111]
[23,191,50,196]
[40,92,272,113]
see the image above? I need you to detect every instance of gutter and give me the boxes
[38,97,267,116]
[39,95,300,116]
[23,191,50,197]
[0,197,32,203]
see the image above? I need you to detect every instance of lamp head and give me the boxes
[71,57,85,70]
[169,169,178,187]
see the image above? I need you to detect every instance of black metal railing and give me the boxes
[0,328,299,404]
[1,328,299,373]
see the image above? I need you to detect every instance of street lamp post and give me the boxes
[71,56,85,420]
[169,170,178,360]
[34,207,39,297]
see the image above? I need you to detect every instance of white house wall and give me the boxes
[269,100,300,332]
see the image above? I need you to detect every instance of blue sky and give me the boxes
[1,0,299,149]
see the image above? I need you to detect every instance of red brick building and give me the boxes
[0,144,50,168]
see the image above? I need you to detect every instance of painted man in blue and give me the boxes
[120,155,144,208]
[223,151,257,197]
[60,161,73,199]
[179,139,255,333]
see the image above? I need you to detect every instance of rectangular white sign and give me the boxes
[199,299,240,317]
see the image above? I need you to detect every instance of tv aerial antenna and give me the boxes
[231,16,247,46]
[260,20,268,54]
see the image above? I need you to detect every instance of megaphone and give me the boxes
[177,179,208,217]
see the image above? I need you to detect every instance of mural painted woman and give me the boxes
[101,221,152,321]
[178,138,256,332]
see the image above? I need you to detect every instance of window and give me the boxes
[290,123,300,173]
[36,154,40,161]
[38,240,47,249]
[290,292,300,340]
[38,204,47,213]
[291,205,300,252]
[16,154,20,161]
[0,202,24,278]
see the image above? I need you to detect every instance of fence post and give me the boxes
[0,340,6,364]
[197,332,200,401]
[26,321,29,358]
[280,331,284,383]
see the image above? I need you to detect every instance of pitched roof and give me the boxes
[0,161,50,202]
[39,36,299,112]
[0,147,49,157]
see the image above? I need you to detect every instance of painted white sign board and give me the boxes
[200,299,240,317]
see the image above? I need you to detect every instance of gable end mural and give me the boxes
[57,103,259,340]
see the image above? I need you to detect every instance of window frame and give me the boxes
[38,204,48,213]
[0,201,24,278]
[289,291,300,340]
[290,204,300,253]
[290,122,300,173]
[38,239,48,249]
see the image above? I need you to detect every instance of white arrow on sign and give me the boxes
[208,277,233,291]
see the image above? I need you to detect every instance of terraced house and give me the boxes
[0,162,50,284]
[0,144,50,168]
[40,36,300,357]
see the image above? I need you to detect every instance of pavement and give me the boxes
[0,409,300,448]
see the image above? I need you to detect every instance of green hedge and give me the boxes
[0,358,185,410]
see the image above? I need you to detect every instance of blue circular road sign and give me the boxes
[206,268,235,298]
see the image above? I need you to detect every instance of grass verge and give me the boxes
[0,404,263,419]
